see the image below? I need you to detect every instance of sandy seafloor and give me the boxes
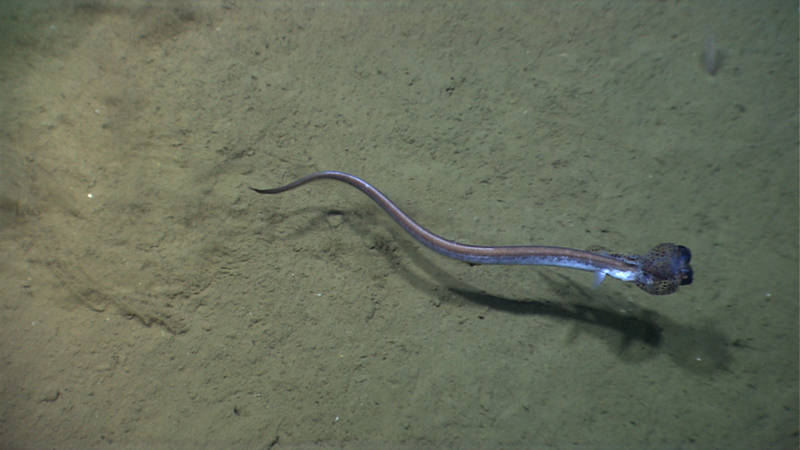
[0,0,797,448]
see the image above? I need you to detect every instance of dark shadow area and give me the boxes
[446,285,734,375]
[448,286,663,347]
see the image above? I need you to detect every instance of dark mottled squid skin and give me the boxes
[635,243,694,295]
[251,171,693,296]
[594,243,693,295]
